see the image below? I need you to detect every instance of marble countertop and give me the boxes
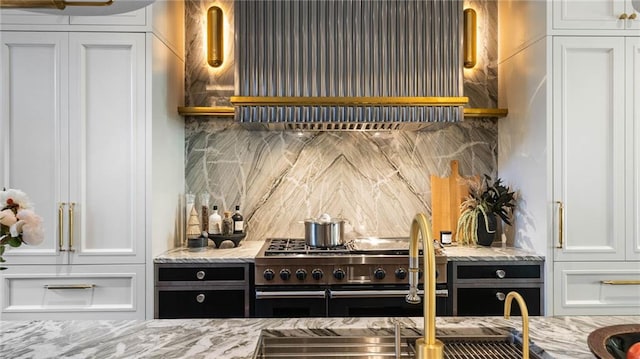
[154,240,543,264]
[1,315,635,358]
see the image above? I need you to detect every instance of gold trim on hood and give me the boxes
[0,0,113,10]
[230,96,469,107]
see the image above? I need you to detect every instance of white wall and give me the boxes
[498,0,553,314]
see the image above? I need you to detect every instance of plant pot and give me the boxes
[476,212,497,246]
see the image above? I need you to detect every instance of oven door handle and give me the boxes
[255,290,327,299]
[329,289,448,298]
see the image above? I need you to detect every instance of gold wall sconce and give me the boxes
[463,8,477,68]
[207,6,224,67]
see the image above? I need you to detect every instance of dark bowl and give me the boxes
[588,324,640,359]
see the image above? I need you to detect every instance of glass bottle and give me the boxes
[200,193,209,233]
[232,205,244,234]
[208,205,222,235]
[222,211,233,235]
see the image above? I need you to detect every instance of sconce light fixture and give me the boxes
[463,8,477,68]
[207,6,224,67]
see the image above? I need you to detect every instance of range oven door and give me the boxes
[327,285,450,317]
[254,287,327,317]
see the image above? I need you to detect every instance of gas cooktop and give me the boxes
[261,237,445,257]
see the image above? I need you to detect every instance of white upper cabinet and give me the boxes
[553,0,640,31]
[1,32,146,265]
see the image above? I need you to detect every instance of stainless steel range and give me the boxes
[254,237,450,317]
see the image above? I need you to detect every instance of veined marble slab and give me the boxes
[1,316,636,358]
[445,245,545,261]
[154,240,263,264]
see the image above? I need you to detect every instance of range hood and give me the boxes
[233,0,466,131]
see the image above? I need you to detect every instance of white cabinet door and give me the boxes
[553,0,640,30]
[553,37,627,262]
[68,33,146,265]
[629,37,640,261]
[0,32,69,265]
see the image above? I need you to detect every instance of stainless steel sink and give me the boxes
[252,327,549,359]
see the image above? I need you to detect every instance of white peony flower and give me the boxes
[16,209,44,246]
[0,209,18,227]
[0,188,33,211]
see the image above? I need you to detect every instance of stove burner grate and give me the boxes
[264,238,355,256]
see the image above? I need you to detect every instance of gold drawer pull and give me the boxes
[619,13,629,20]
[45,284,95,289]
[628,13,637,20]
[601,280,640,285]
[555,201,564,249]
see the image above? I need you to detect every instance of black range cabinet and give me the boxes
[155,262,254,318]
[451,260,545,316]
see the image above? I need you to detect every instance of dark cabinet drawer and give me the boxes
[158,266,245,282]
[157,289,246,318]
[456,287,541,316]
[456,264,541,280]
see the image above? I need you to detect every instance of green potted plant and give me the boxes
[456,175,516,246]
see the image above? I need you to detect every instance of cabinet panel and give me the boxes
[68,32,145,264]
[554,261,640,315]
[157,289,246,319]
[553,37,627,261]
[630,37,640,261]
[1,264,144,320]
[456,287,542,316]
[553,0,639,31]
[0,32,68,264]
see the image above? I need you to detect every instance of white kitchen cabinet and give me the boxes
[552,36,627,262]
[553,0,640,31]
[0,31,147,319]
[1,31,146,266]
[498,0,640,315]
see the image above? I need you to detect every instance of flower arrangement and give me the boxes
[456,175,516,246]
[0,188,44,270]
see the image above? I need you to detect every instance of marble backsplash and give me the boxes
[184,0,499,241]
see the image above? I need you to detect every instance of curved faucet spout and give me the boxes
[504,291,530,359]
[406,213,443,359]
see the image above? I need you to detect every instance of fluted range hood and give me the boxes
[233,0,466,131]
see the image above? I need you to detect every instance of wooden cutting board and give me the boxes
[431,160,471,243]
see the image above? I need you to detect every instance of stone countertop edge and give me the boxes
[153,240,263,263]
[154,240,544,263]
[1,316,636,359]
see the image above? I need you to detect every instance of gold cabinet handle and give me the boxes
[601,280,640,285]
[619,13,629,20]
[68,202,76,252]
[58,202,67,252]
[45,284,95,289]
[556,201,564,249]
[629,13,637,20]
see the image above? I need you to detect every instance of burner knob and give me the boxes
[311,268,323,280]
[263,269,275,281]
[395,268,407,280]
[279,269,291,280]
[295,269,307,280]
[374,268,386,280]
[333,268,346,280]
